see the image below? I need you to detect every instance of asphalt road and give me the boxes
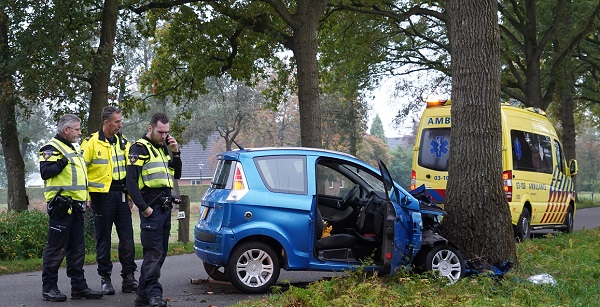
[2,207,599,307]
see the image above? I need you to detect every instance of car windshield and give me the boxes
[339,163,385,193]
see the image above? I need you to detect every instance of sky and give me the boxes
[368,77,411,138]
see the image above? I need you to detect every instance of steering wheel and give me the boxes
[339,184,359,209]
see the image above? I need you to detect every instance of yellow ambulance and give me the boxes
[410,98,578,240]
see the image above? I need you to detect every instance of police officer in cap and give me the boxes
[39,114,103,302]
[126,112,182,307]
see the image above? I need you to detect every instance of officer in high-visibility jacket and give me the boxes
[126,112,182,307]
[80,106,138,295]
[39,114,103,302]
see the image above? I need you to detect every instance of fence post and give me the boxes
[178,195,190,244]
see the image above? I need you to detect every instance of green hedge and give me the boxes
[0,209,48,260]
[1,184,208,205]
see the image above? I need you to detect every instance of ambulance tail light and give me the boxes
[503,170,512,202]
[410,170,416,191]
[227,163,248,201]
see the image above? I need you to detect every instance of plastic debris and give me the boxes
[464,259,514,278]
[527,273,557,285]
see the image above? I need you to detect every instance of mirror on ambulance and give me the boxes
[569,159,578,176]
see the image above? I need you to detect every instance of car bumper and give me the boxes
[193,225,236,267]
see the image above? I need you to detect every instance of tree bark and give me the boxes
[88,0,119,133]
[0,10,28,212]
[290,1,326,148]
[443,0,516,264]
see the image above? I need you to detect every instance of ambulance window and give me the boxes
[554,140,565,174]
[511,130,553,174]
[418,128,450,171]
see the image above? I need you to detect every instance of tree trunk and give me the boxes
[522,0,546,109]
[286,0,328,148]
[88,0,118,133]
[0,9,28,212]
[443,0,516,264]
[292,20,322,148]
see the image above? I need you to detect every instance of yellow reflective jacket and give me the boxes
[39,138,88,202]
[81,130,130,193]
[130,138,175,190]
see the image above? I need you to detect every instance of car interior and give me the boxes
[314,160,389,264]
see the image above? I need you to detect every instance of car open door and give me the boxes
[378,160,398,273]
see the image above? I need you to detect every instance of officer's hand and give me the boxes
[128,198,134,209]
[166,134,179,153]
[142,207,153,217]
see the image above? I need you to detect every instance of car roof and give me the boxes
[217,147,379,168]
[222,147,357,158]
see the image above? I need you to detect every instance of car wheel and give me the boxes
[227,241,280,294]
[203,262,229,282]
[559,205,574,233]
[423,245,465,284]
[514,208,531,241]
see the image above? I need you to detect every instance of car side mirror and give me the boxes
[569,159,578,176]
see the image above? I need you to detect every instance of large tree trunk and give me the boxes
[0,11,28,212]
[88,0,118,133]
[291,9,323,148]
[442,0,516,264]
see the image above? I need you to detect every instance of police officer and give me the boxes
[126,112,182,307]
[81,106,138,295]
[39,114,103,302]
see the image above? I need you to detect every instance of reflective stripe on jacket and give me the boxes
[135,138,175,189]
[81,131,129,192]
[41,138,88,202]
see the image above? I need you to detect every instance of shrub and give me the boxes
[0,209,48,260]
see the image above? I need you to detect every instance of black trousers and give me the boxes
[90,190,137,278]
[42,210,88,292]
[136,204,171,298]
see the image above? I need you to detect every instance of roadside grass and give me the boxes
[0,203,201,275]
[575,194,598,209]
[236,227,600,307]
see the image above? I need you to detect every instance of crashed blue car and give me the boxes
[194,147,465,293]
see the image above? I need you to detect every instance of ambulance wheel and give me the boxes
[559,205,574,234]
[423,245,465,284]
[203,262,229,282]
[227,241,280,294]
[515,208,531,241]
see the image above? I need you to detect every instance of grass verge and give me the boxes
[0,204,200,276]
[0,242,195,276]
[235,228,600,307]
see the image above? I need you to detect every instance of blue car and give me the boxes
[194,147,465,293]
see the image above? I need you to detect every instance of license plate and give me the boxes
[200,206,210,220]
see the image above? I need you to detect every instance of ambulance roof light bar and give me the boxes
[425,97,451,108]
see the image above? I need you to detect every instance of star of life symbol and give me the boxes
[429,136,449,158]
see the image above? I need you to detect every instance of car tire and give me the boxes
[422,245,465,284]
[559,205,574,234]
[227,241,280,294]
[203,262,229,282]
[514,208,531,241]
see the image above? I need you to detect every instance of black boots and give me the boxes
[71,287,103,300]
[134,295,166,307]
[42,289,67,302]
[122,273,139,293]
[100,276,115,295]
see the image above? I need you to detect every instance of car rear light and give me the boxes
[503,170,512,202]
[410,170,416,191]
[233,165,245,190]
[227,163,248,201]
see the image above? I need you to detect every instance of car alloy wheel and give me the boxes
[227,241,280,294]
